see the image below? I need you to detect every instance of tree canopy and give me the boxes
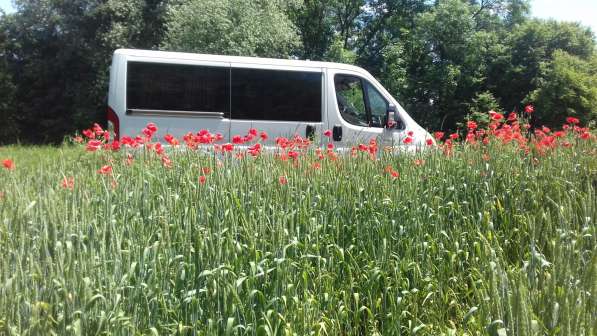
[0,0,595,144]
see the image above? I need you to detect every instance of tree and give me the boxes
[163,0,301,58]
[494,19,595,113]
[0,13,19,143]
[526,50,597,126]
[289,0,336,60]
[2,0,168,143]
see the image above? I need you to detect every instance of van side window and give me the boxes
[334,74,391,128]
[231,68,322,122]
[365,82,388,128]
[334,75,368,126]
[127,62,230,113]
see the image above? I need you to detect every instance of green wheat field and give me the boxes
[0,126,595,335]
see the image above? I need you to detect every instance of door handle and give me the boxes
[306,124,315,140]
[333,125,342,141]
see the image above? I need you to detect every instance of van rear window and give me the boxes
[127,62,230,113]
[231,68,322,122]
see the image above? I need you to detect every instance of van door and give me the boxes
[325,70,400,150]
[228,64,324,146]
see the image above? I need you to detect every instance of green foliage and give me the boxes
[468,91,504,116]
[325,35,357,63]
[163,0,301,58]
[2,0,167,144]
[0,136,595,334]
[461,91,504,129]
[527,50,597,126]
[495,19,596,112]
[0,0,595,143]
[0,15,19,144]
[288,0,336,60]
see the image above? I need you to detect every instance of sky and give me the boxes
[0,0,596,33]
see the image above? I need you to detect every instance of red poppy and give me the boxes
[414,159,424,167]
[407,131,414,137]
[232,135,243,144]
[524,105,534,114]
[201,167,211,175]
[449,133,459,140]
[142,128,154,138]
[73,136,84,143]
[2,159,14,170]
[248,143,262,156]
[434,132,445,141]
[580,132,591,140]
[248,128,258,137]
[86,140,103,152]
[199,175,206,185]
[222,143,234,152]
[507,113,517,122]
[288,150,299,160]
[164,134,179,146]
[154,143,165,156]
[97,165,112,175]
[489,111,504,121]
[161,156,172,168]
[403,137,413,144]
[82,129,95,139]
[323,130,332,137]
[260,131,268,141]
[111,140,121,151]
[92,123,104,134]
[553,131,565,138]
[327,143,335,149]
[466,121,477,130]
[279,176,288,185]
[61,176,74,190]
[384,165,399,179]
[426,138,434,146]
[146,123,158,133]
[566,117,580,125]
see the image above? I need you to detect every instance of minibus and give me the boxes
[107,49,431,148]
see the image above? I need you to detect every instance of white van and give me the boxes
[107,49,431,148]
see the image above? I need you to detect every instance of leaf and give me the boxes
[463,306,478,323]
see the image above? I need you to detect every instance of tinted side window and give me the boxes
[127,62,230,113]
[231,68,322,122]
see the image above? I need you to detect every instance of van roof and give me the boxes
[114,49,366,73]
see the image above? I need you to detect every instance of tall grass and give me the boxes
[0,134,595,335]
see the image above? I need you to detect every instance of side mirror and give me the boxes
[386,105,397,128]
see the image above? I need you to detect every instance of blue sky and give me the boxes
[0,0,596,33]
